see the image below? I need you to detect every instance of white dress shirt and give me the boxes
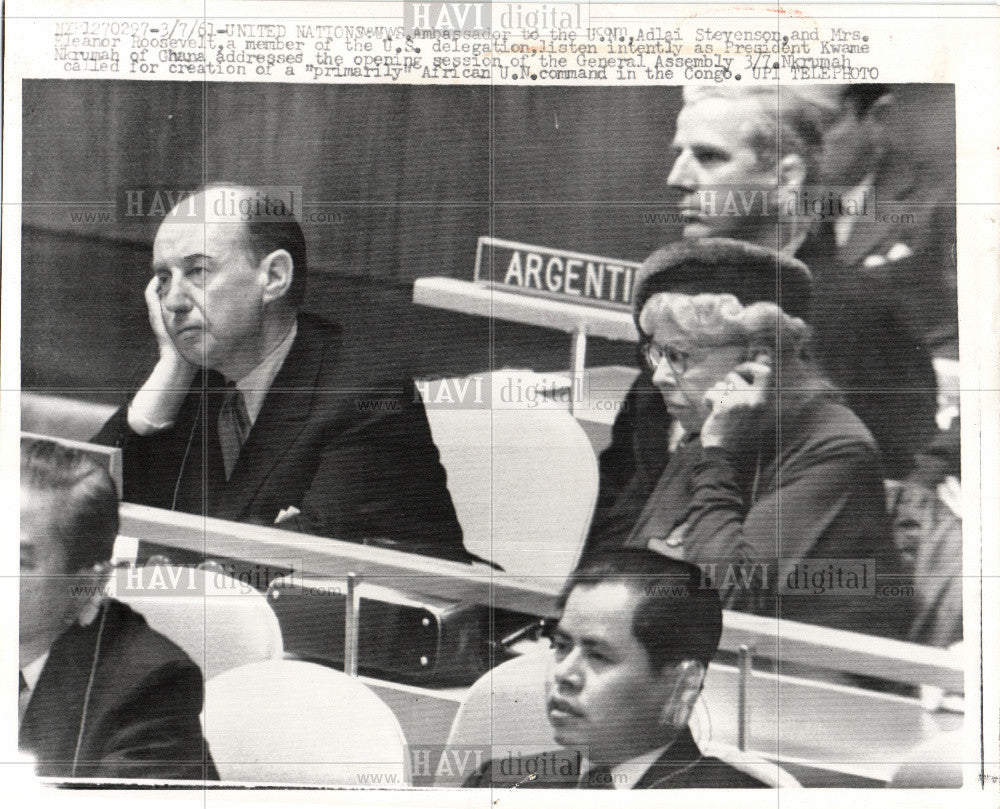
[19,652,49,726]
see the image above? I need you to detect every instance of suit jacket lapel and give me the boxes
[838,152,918,268]
[633,727,705,789]
[19,618,99,762]
[214,317,325,521]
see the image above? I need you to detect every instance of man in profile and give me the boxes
[465,551,768,788]
[19,437,217,780]
[95,183,473,563]
[667,85,937,477]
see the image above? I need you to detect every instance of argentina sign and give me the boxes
[473,236,640,310]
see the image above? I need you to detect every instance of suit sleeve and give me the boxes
[292,380,470,563]
[95,658,218,781]
[91,404,192,510]
[678,440,902,629]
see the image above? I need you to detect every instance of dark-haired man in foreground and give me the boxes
[95,184,473,563]
[19,437,217,780]
[465,551,768,788]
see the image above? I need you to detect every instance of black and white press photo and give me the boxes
[2,1,996,803]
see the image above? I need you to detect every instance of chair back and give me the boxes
[111,565,283,679]
[423,372,599,577]
[21,392,116,443]
[203,660,410,786]
[887,728,963,788]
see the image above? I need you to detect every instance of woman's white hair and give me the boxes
[639,291,810,355]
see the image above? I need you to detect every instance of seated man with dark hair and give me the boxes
[95,183,473,564]
[19,437,217,780]
[465,550,768,789]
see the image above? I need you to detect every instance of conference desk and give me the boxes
[118,501,969,785]
[121,502,965,693]
[414,276,639,415]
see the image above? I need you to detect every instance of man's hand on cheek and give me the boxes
[126,278,199,436]
[145,276,195,370]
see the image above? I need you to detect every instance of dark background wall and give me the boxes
[21,81,955,402]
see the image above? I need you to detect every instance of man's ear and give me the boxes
[259,249,294,305]
[777,153,807,193]
[69,562,111,626]
[658,659,706,729]
[867,92,894,126]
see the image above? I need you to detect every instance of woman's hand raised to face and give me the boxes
[699,357,774,450]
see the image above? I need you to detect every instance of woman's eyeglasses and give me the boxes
[642,340,690,375]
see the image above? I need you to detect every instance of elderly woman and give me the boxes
[594,238,911,637]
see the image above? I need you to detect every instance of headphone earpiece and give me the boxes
[659,660,702,727]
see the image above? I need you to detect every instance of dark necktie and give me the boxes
[218,382,250,479]
[579,765,615,789]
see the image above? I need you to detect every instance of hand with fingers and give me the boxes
[126,277,198,436]
[145,276,195,371]
[700,357,774,450]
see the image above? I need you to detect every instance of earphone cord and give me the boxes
[170,397,203,511]
[750,445,763,506]
[71,601,109,777]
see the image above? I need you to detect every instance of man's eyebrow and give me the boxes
[557,628,613,653]
[578,636,613,651]
[151,253,212,272]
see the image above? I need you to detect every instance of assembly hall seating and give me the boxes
[112,501,966,787]
[202,660,410,786]
[19,399,970,787]
[422,370,599,578]
[109,564,285,680]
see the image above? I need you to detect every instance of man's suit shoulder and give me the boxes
[663,754,770,788]
[296,311,420,405]
[95,598,196,670]
[465,748,769,789]
[22,598,214,780]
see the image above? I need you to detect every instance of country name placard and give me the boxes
[474,237,640,310]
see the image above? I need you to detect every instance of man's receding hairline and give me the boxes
[158,194,256,260]
[676,98,768,159]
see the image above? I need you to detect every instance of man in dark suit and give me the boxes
[822,85,958,359]
[590,87,938,547]
[94,184,472,563]
[19,437,217,780]
[465,551,767,788]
